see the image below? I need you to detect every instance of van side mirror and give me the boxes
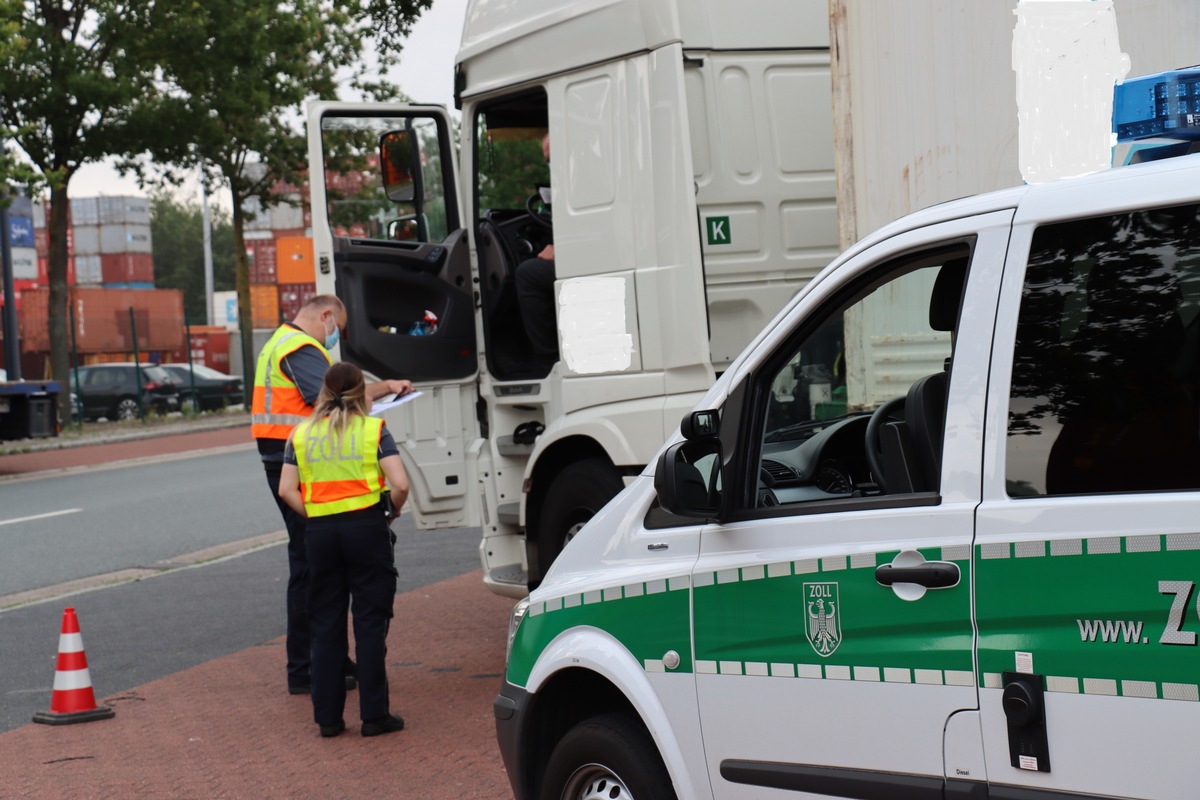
[681,409,719,440]
[654,438,723,518]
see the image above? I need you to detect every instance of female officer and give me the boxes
[278,362,409,738]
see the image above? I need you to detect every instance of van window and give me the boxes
[1007,203,1200,497]
[752,246,970,508]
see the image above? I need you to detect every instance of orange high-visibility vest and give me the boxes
[291,415,386,517]
[251,325,332,441]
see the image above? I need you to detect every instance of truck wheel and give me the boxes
[540,713,676,800]
[114,396,140,420]
[537,458,623,575]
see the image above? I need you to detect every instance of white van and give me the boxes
[494,151,1200,799]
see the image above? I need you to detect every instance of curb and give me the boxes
[0,412,251,456]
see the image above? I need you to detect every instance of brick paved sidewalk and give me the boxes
[1,571,516,800]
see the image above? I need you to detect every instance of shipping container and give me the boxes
[103,282,155,290]
[270,199,305,231]
[99,222,152,254]
[32,226,73,257]
[69,197,99,226]
[275,236,315,284]
[17,286,185,354]
[9,214,34,248]
[76,254,102,285]
[186,325,233,372]
[97,196,151,225]
[249,283,281,328]
[246,238,278,284]
[37,256,76,286]
[100,252,154,284]
[276,282,317,321]
[243,196,273,231]
[73,225,99,255]
[11,248,37,281]
[211,290,238,331]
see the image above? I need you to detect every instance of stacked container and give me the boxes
[71,196,154,287]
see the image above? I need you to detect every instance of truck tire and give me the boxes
[540,713,676,800]
[537,458,623,576]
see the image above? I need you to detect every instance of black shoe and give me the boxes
[319,719,346,738]
[360,714,404,737]
[288,684,311,695]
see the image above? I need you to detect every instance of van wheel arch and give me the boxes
[523,668,647,800]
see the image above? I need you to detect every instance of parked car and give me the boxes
[73,363,181,421]
[158,363,245,411]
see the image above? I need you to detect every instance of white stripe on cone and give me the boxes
[57,632,84,652]
[52,668,95,692]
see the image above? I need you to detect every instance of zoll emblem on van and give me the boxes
[804,582,842,657]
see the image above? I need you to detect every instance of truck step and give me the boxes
[496,435,534,457]
[497,502,520,526]
[488,563,527,586]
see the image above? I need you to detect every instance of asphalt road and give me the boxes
[0,441,485,733]
[0,445,281,596]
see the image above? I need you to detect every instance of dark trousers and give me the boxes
[514,257,558,362]
[306,506,397,726]
[264,463,311,687]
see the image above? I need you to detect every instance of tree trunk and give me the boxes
[47,183,72,424]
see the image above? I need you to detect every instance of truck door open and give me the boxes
[306,102,481,530]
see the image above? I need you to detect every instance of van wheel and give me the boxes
[114,396,140,420]
[540,713,676,800]
[537,458,623,576]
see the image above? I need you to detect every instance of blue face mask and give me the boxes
[323,317,340,351]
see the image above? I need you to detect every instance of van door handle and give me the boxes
[875,562,959,589]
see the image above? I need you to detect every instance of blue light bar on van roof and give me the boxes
[1114,66,1200,142]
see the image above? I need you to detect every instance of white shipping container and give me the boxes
[69,197,99,226]
[212,289,239,331]
[270,200,304,231]
[97,196,151,225]
[75,254,103,284]
[32,201,45,229]
[11,247,37,280]
[99,223,152,254]
[73,225,101,255]
[243,197,272,231]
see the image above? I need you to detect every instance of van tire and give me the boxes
[540,713,676,800]
[536,458,623,576]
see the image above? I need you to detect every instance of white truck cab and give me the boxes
[495,149,1200,799]
[304,0,838,595]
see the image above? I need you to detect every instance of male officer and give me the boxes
[251,294,412,694]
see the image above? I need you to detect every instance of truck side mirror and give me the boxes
[379,129,419,203]
[655,438,723,518]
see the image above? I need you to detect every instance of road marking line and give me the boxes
[0,508,83,527]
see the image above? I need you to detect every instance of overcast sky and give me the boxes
[70,0,470,205]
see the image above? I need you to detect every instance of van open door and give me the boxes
[305,102,481,530]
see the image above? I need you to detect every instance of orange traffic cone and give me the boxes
[32,607,115,725]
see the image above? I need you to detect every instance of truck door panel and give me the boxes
[306,102,480,530]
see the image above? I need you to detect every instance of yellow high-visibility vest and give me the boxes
[292,415,386,518]
[251,325,332,441]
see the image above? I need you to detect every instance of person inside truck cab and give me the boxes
[514,133,558,371]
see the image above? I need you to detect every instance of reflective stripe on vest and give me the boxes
[251,325,332,441]
[292,415,386,518]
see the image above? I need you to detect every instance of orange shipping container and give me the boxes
[186,325,232,372]
[18,287,184,354]
[275,236,315,284]
[100,252,154,284]
[250,284,281,329]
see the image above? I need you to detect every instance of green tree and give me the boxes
[140,0,430,391]
[149,191,235,325]
[0,1,174,420]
